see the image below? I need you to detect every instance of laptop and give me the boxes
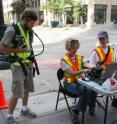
[102,63,117,81]
[88,63,117,85]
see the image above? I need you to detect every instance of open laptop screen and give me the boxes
[102,63,117,81]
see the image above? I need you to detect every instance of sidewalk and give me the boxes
[1,91,117,124]
[1,25,117,124]
[1,91,74,124]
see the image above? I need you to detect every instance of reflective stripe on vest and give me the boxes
[95,46,114,66]
[62,53,83,83]
[11,23,32,65]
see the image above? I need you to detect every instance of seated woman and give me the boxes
[60,39,93,124]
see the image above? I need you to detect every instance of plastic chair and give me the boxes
[55,68,85,124]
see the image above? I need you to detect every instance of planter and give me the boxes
[50,21,59,28]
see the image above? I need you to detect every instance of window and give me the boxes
[31,1,34,8]
[35,0,38,8]
[111,5,117,22]
[83,5,87,23]
[38,0,40,7]
[94,4,107,24]
[65,7,74,24]
[26,2,30,8]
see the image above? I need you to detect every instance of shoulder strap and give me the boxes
[11,23,21,48]
[100,46,110,65]
[12,23,20,35]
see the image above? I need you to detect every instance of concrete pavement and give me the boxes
[1,25,117,124]
[1,91,117,124]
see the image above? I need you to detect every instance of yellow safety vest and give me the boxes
[62,53,83,84]
[11,23,32,65]
[95,46,114,66]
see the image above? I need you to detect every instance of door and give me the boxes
[94,4,107,24]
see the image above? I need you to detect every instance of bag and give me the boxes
[11,23,33,48]
[88,66,103,79]
[102,71,117,91]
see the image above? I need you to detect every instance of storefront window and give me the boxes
[94,4,107,24]
[111,5,117,22]
[83,5,87,23]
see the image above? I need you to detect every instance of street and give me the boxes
[0,25,117,99]
[0,25,117,124]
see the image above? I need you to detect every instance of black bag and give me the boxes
[88,46,110,79]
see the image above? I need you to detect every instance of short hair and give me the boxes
[21,9,38,21]
[65,39,79,50]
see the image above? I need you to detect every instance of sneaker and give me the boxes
[6,117,17,124]
[111,99,117,107]
[21,109,37,118]
[71,109,80,124]
[88,107,95,116]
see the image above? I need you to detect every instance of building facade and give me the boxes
[3,0,117,27]
[85,0,117,27]
[25,0,44,24]
[3,0,44,24]
[42,0,117,27]
[3,0,13,24]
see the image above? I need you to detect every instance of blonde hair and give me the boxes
[65,39,80,50]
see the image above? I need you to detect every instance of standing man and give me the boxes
[0,10,38,124]
[88,31,117,116]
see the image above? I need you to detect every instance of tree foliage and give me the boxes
[43,0,64,15]
[43,0,85,18]
[11,0,29,14]
[72,0,86,18]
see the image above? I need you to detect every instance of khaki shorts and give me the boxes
[11,63,34,98]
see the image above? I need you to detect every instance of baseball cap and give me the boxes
[98,31,108,38]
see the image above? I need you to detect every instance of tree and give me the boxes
[11,0,29,21]
[73,0,86,24]
[43,0,86,25]
[43,0,65,21]
[43,0,76,20]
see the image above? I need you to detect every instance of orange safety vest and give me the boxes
[61,53,83,84]
[94,46,114,66]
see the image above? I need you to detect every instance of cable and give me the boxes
[32,31,45,57]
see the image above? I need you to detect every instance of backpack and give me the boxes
[8,24,40,76]
[11,23,33,48]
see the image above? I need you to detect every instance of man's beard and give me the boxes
[23,23,30,30]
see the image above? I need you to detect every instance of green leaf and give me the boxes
[11,1,29,14]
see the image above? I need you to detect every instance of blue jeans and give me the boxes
[64,81,89,112]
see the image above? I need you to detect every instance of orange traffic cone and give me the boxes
[0,80,8,109]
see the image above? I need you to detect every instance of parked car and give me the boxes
[0,54,10,70]
[0,24,10,70]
